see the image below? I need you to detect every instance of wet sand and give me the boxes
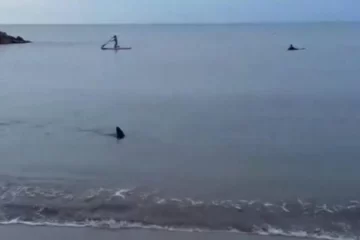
[0,225,295,240]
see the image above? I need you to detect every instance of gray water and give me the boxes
[0,23,360,237]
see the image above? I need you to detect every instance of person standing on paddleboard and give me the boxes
[112,35,119,49]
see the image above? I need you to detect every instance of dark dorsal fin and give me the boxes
[116,127,125,139]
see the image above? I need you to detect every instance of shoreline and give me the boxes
[0,223,355,240]
[0,225,303,240]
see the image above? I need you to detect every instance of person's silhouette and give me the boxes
[113,35,119,48]
[288,44,297,51]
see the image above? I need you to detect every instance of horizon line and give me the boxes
[0,20,359,25]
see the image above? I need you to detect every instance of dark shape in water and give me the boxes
[288,44,305,51]
[116,127,125,139]
[0,31,31,44]
[76,126,125,140]
[101,46,132,50]
[101,35,132,50]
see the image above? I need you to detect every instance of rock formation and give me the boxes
[0,31,30,44]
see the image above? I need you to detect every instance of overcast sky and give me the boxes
[1,0,359,24]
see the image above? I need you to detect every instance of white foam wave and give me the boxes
[264,202,274,207]
[234,204,242,210]
[185,198,204,206]
[0,219,203,232]
[83,188,110,201]
[0,218,89,228]
[248,200,257,205]
[316,204,334,214]
[155,198,167,204]
[347,205,358,210]
[0,186,73,201]
[281,203,290,212]
[113,189,132,199]
[0,219,357,240]
[256,226,356,240]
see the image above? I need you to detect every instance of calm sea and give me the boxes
[0,23,360,238]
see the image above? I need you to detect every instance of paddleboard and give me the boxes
[101,47,132,50]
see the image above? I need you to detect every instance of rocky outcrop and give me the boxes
[0,31,30,44]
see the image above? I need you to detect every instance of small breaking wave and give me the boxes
[0,182,359,240]
[255,227,356,240]
[0,219,356,240]
[0,218,203,232]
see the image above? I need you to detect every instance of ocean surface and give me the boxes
[0,23,360,239]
